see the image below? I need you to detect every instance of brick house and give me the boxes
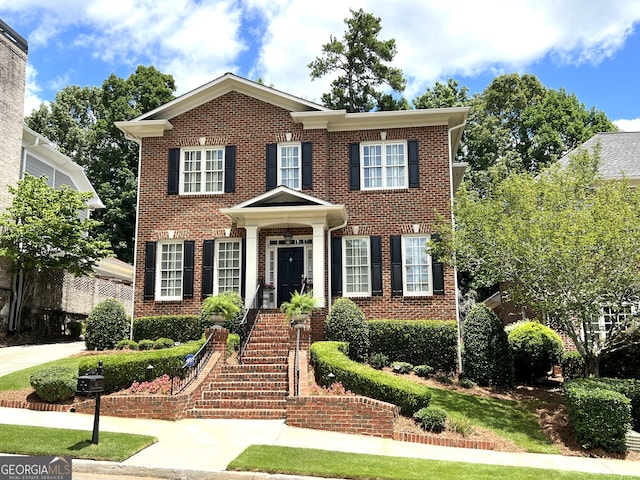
[116,73,468,338]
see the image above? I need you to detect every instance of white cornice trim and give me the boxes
[114,120,173,142]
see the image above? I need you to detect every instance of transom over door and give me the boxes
[277,247,304,306]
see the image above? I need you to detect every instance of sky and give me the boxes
[1,0,640,131]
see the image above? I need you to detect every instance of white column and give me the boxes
[311,223,326,308]
[244,225,259,306]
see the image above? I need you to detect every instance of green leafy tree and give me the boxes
[413,78,470,109]
[26,65,176,262]
[0,174,112,331]
[433,148,640,375]
[308,8,406,112]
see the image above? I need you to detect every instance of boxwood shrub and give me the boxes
[564,379,631,453]
[310,341,431,416]
[413,406,447,433]
[84,299,129,351]
[133,315,203,343]
[561,351,586,380]
[78,339,204,394]
[368,320,457,373]
[577,378,640,431]
[508,321,563,382]
[30,365,77,403]
[325,298,369,362]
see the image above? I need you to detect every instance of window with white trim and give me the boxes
[586,303,638,344]
[402,235,431,296]
[180,147,224,194]
[215,239,241,293]
[361,141,407,190]
[343,237,370,296]
[157,241,183,300]
[278,143,301,189]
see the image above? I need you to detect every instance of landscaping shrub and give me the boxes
[84,299,129,351]
[447,415,474,436]
[508,321,564,382]
[391,362,413,374]
[413,406,447,433]
[133,315,203,343]
[564,379,631,453]
[78,339,204,394]
[311,341,431,416]
[129,374,173,395]
[600,322,640,379]
[369,353,389,370]
[435,373,453,385]
[413,365,434,378]
[30,365,77,403]
[116,339,138,350]
[561,351,586,380]
[368,319,457,373]
[324,298,370,362]
[153,337,175,349]
[462,304,513,387]
[67,321,83,339]
[457,378,475,389]
[138,339,155,351]
[579,378,640,431]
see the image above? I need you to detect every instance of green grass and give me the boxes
[428,386,558,454]
[228,445,632,480]
[0,423,156,461]
[0,357,81,391]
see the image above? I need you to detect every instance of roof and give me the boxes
[559,132,640,184]
[93,257,134,284]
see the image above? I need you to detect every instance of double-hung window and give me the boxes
[343,237,370,296]
[278,143,301,189]
[181,147,224,194]
[402,235,431,296]
[215,239,242,293]
[361,141,407,190]
[157,241,183,300]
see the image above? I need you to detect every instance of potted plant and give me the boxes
[202,293,241,327]
[280,290,316,325]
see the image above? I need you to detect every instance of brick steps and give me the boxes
[190,311,290,420]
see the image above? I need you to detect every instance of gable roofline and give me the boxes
[231,185,337,209]
[136,72,329,122]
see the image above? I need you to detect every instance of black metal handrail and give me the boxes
[171,332,215,395]
[238,281,263,362]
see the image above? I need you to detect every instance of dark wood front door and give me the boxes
[277,247,304,306]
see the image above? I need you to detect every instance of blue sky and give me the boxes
[1,0,639,130]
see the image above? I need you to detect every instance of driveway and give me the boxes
[0,341,86,376]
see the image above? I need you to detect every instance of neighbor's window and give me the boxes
[181,147,224,194]
[215,239,242,293]
[278,143,301,189]
[402,235,431,295]
[158,241,183,300]
[361,142,407,190]
[343,237,370,296]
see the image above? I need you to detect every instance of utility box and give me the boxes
[77,374,105,394]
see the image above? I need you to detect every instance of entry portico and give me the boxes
[220,186,347,308]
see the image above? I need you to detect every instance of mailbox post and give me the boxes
[76,360,105,445]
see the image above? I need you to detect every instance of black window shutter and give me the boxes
[349,143,360,190]
[224,146,236,193]
[266,144,277,190]
[408,140,419,188]
[431,234,445,295]
[390,236,403,295]
[143,241,156,300]
[202,240,215,298]
[371,236,382,296]
[331,236,342,296]
[182,240,195,298]
[168,148,180,195]
[241,238,246,298]
[302,142,312,190]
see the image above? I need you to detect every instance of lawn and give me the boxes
[0,423,155,461]
[228,445,631,480]
[0,356,81,391]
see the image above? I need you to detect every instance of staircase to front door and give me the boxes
[189,311,290,419]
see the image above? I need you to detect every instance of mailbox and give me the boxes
[77,374,105,394]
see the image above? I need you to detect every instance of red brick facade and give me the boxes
[120,74,466,331]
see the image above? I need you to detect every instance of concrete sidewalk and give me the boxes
[0,406,638,479]
[0,341,86,376]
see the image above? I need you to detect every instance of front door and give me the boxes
[277,247,304,306]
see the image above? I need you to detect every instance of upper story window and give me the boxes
[278,143,301,189]
[181,147,224,194]
[361,142,407,190]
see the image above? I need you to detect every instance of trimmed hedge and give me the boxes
[561,351,586,380]
[577,378,640,431]
[84,299,129,351]
[564,379,632,453]
[78,339,205,394]
[368,320,457,373]
[508,321,564,382]
[30,365,77,403]
[132,315,203,343]
[310,341,431,416]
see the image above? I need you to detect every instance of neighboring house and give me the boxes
[116,73,468,338]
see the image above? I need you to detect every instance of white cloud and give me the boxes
[23,64,45,116]
[614,118,640,132]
